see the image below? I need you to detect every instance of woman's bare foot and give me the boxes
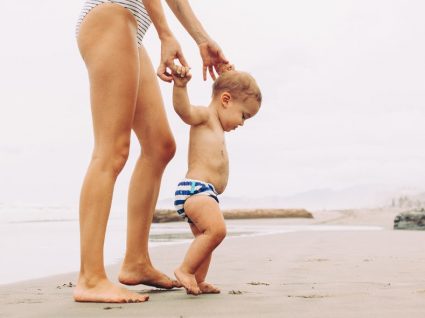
[198,282,220,294]
[119,264,181,289]
[74,278,149,303]
[174,268,201,295]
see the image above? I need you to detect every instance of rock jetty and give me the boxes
[153,208,313,223]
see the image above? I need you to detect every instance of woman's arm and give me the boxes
[142,0,188,82]
[164,0,209,45]
[164,0,230,81]
[143,0,173,40]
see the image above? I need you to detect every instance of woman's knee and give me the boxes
[92,139,131,177]
[143,134,176,165]
[159,135,177,164]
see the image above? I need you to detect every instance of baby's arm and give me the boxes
[172,67,209,126]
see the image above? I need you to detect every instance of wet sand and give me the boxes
[1,208,424,318]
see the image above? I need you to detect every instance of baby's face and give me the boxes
[221,96,260,132]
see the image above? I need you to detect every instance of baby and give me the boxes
[172,66,262,295]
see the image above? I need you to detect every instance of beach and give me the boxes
[1,208,424,317]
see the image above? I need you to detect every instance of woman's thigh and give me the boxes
[132,46,175,158]
[77,4,140,151]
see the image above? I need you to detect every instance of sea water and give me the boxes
[0,204,381,285]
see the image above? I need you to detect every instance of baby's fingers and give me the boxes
[174,65,182,76]
[185,68,192,80]
[179,66,187,78]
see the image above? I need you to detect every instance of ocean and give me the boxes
[0,204,382,285]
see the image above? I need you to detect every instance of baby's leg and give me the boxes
[190,225,220,294]
[175,196,226,295]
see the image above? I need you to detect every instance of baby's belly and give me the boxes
[186,163,229,194]
[207,174,228,194]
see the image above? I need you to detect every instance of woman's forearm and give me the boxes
[165,0,210,44]
[143,0,174,39]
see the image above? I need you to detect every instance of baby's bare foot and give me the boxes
[174,268,201,295]
[198,282,220,294]
[74,278,149,303]
[119,264,181,289]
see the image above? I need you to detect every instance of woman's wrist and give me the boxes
[157,29,175,41]
[194,33,211,46]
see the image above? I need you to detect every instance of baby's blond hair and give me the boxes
[212,71,262,104]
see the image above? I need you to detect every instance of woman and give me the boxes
[74,0,230,303]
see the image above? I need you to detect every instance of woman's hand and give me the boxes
[198,39,230,81]
[158,35,189,82]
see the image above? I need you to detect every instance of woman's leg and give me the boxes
[119,46,179,288]
[74,4,148,303]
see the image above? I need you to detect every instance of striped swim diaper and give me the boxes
[174,179,219,223]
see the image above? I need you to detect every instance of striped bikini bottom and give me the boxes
[174,179,220,223]
[76,0,152,47]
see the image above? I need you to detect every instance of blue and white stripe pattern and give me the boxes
[76,0,152,47]
[174,179,219,223]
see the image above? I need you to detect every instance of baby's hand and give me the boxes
[172,65,192,87]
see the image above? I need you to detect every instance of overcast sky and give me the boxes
[0,0,424,207]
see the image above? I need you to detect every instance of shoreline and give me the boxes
[0,209,370,286]
[0,207,315,286]
[2,208,424,317]
[0,219,366,287]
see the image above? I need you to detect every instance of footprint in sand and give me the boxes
[287,294,330,299]
[103,306,123,310]
[305,258,329,262]
[56,282,75,289]
[247,282,270,286]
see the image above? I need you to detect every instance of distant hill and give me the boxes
[412,192,425,201]
[157,185,425,210]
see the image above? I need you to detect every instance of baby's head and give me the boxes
[211,70,262,132]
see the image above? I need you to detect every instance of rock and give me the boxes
[153,208,313,223]
[222,209,313,220]
[153,209,181,223]
[393,208,425,230]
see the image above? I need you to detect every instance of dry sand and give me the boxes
[1,208,424,318]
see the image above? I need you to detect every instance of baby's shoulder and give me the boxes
[189,105,212,126]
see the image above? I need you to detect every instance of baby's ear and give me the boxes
[220,92,231,107]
